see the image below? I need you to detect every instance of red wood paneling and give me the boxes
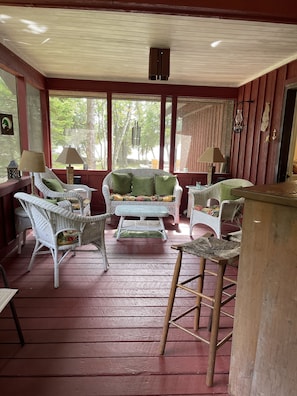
[2,0,297,24]
[231,58,297,185]
[243,79,259,181]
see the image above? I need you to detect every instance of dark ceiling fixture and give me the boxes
[149,48,170,81]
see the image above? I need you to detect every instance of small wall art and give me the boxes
[0,113,14,135]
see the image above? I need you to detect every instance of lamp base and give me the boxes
[66,166,74,184]
[207,165,215,185]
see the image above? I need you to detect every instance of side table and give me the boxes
[186,184,208,218]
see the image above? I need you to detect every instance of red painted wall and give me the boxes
[231,59,297,185]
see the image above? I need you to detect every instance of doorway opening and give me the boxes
[277,87,297,182]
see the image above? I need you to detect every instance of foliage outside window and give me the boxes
[49,93,234,173]
[174,98,234,173]
[49,95,108,169]
[27,83,43,152]
[112,94,161,169]
[0,70,20,183]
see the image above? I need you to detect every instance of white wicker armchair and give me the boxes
[189,179,254,238]
[34,167,93,215]
[14,192,110,288]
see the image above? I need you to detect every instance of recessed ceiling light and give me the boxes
[211,40,222,48]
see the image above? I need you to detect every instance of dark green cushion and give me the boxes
[131,176,154,196]
[42,178,64,192]
[111,172,132,195]
[220,183,238,201]
[155,175,176,195]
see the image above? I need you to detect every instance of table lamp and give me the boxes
[56,146,84,184]
[198,147,225,185]
[18,150,46,194]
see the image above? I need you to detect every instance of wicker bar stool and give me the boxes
[159,235,240,387]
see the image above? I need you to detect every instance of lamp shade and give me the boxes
[18,150,46,173]
[198,147,225,163]
[56,147,84,165]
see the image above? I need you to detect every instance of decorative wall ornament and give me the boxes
[265,128,277,143]
[233,100,254,133]
[261,102,270,132]
[132,121,141,146]
[0,113,14,135]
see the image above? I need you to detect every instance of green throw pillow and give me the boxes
[42,178,64,192]
[111,172,132,195]
[155,175,176,195]
[131,176,155,196]
[220,183,238,201]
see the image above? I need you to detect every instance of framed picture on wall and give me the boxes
[0,113,14,135]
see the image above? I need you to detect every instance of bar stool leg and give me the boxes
[194,256,206,331]
[9,299,25,345]
[159,249,183,354]
[206,261,226,387]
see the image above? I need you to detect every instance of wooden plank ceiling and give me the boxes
[0,3,297,87]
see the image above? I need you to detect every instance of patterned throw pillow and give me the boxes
[57,230,79,246]
[194,205,220,217]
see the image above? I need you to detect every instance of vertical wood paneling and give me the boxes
[230,88,244,176]
[185,104,225,172]
[232,58,297,185]
[286,60,297,80]
[265,65,287,183]
[237,84,252,179]
[243,79,259,181]
[250,76,267,183]
[257,71,276,184]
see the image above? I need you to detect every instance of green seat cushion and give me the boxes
[220,183,238,201]
[155,175,176,195]
[42,178,64,193]
[111,172,132,195]
[131,176,155,196]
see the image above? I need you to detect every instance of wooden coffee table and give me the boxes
[115,205,169,240]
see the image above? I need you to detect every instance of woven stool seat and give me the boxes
[159,235,240,387]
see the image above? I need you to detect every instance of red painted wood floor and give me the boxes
[0,215,238,396]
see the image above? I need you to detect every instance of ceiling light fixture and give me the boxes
[211,40,222,48]
[148,48,170,81]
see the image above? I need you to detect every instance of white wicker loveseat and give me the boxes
[102,168,183,224]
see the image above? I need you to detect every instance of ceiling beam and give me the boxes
[1,0,297,25]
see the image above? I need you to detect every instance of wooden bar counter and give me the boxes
[228,181,297,395]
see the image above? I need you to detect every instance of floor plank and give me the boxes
[0,215,237,395]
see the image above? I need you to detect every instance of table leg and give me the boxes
[159,217,167,240]
[116,216,125,240]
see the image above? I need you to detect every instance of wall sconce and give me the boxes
[233,100,254,133]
